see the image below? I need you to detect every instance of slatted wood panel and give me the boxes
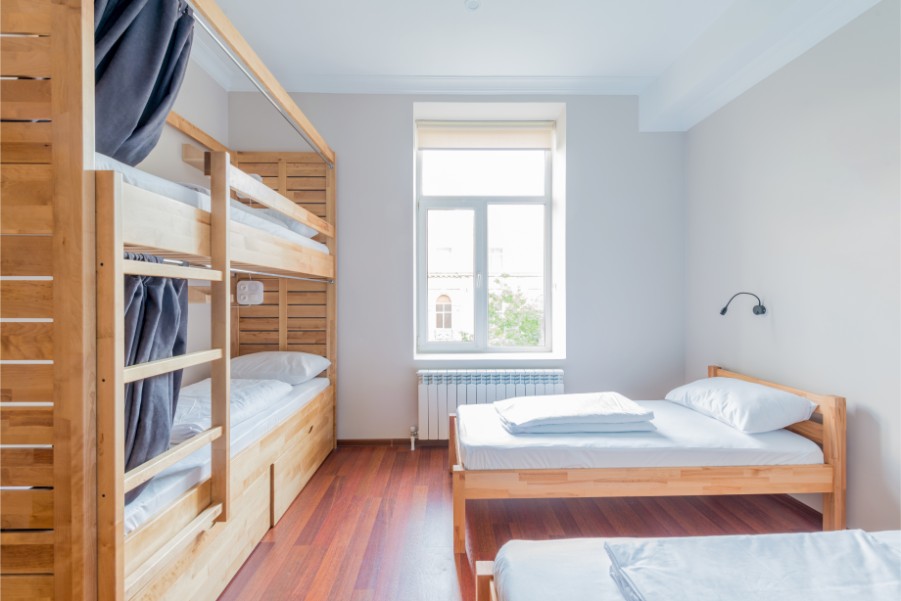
[0,1,59,596]
[233,152,333,360]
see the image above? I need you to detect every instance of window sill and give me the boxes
[414,351,565,362]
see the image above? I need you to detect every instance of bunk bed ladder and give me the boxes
[95,152,233,601]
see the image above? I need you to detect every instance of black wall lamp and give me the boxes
[720,292,767,316]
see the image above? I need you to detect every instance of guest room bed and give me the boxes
[449,366,846,555]
[0,1,338,599]
[476,530,901,601]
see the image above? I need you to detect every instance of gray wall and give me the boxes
[229,93,687,440]
[684,0,900,529]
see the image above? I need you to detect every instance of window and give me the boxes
[435,295,453,330]
[416,121,558,354]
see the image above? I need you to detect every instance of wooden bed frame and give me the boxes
[449,366,847,556]
[1,1,338,599]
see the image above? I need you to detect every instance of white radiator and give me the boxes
[417,369,565,440]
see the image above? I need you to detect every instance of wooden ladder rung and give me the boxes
[124,502,223,596]
[122,259,223,282]
[123,349,223,384]
[124,426,223,493]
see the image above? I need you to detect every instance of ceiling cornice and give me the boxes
[639,0,881,131]
[189,0,882,132]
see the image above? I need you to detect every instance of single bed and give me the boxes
[478,531,901,601]
[95,153,330,256]
[450,366,846,555]
[124,377,329,534]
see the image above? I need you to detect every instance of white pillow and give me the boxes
[664,377,816,433]
[230,351,330,385]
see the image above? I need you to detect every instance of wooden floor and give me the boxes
[218,445,821,601]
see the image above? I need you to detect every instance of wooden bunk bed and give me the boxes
[449,366,847,556]
[0,1,337,600]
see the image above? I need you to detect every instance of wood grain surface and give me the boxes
[218,446,820,601]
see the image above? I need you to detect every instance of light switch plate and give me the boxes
[236,280,264,305]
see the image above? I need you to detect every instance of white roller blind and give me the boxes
[416,120,555,150]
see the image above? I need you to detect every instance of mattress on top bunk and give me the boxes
[124,377,330,534]
[492,532,901,601]
[456,400,824,471]
[94,153,329,255]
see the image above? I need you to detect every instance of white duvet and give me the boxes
[170,378,292,445]
[494,532,901,601]
[605,530,901,601]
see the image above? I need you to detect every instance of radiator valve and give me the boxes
[410,425,418,451]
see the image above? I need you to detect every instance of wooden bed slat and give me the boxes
[230,222,334,279]
[0,235,53,276]
[0,531,54,574]
[122,259,223,282]
[228,167,334,238]
[123,349,222,384]
[124,481,211,577]
[121,182,212,257]
[0,405,53,444]
[0,36,51,77]
[0,575,54,601]
[0,167,54,233]
[166,112,229,153]
[124,503,222,596]
[0,489,54,529]
[0,122,54,145]
[0,280,53,317]
[0,79,52,120]
[0,0,53,35]
[0,447,53,487]
[236,151,324,164]
[0,321,53,361]
[123,427,222,493]
[0,141,53,165]
[0,364,53,402]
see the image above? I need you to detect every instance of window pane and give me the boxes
[421,150,545,196]
[427,210,474,343]
[487,205,545,348]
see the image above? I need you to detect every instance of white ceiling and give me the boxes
[191,0,881,130]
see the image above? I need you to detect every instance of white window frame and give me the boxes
[416,149,553,354]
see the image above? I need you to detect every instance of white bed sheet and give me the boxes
[457,400,824,470]
[95,153,329,255]
[124,377,330,534]
[493,532,901,601]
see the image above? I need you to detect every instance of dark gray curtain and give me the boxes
[95,0,195,166]
[123,253,188,502]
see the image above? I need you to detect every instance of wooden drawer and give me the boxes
[270,392,334,525]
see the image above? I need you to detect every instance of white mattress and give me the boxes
[124,377,330,534]
[457,400,824,470]
[494,532,901,601]
[95,153,329,255]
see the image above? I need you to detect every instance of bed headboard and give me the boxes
[707,365,846,492]
[230,151,337,380]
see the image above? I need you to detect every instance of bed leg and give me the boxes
[475,561,494,601]
[453,466,466,554]
[822,493,846,530]
[449,413,457,474]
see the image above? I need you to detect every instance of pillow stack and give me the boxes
[494,392,656,434]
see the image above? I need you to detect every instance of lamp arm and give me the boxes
[720,292,766,315]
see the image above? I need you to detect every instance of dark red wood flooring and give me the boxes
[218,445,821,601]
